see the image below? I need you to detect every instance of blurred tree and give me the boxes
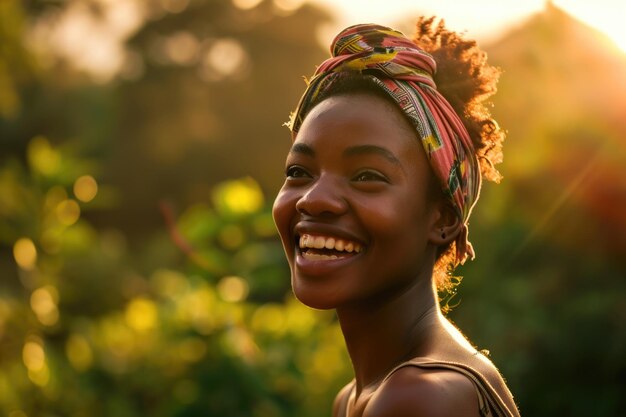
[2,0,332,240]
[106,0,331,238]
[0,0,38,120]
[0,137,352,416]
[1,1,354,416]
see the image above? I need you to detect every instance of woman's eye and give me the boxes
[353,170,387,182]
[286,165,310,179]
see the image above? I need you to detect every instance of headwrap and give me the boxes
[288,23,481,265]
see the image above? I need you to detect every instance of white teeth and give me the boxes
[302,252,339,260]
[298,234,363,254]
[313,236,325,249]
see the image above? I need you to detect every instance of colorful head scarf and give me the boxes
[288,23,481,265]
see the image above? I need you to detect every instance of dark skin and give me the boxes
[273,94,519,417]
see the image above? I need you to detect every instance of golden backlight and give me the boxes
[555,1,626,53]
[309,0,626,54]
[29,0,625,83]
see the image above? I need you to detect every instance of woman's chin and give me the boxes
[291,279,339,311]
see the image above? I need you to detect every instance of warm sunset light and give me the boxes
[308,0,626,53]
[3,0,624,415]
[26,0,626,82]
[554,0,626,52]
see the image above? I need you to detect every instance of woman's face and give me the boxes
[273,94,443,310]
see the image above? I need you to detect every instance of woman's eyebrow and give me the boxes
[343,144,401,165]
[289,142,315,157]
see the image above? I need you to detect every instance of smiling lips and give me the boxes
[298,233,363,261]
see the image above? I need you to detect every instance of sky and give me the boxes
[307,0,626,52]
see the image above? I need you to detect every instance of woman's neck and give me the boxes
[336,276,444,394]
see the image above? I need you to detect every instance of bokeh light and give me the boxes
[27,136,60,176]
[23,337,50,387]
[201,38,249,81]
[13,238,37,271]
[23,339,45,371]
[125,298,158,332]
[217,276,249,302]
[55,199,80,226]
[212,177,264,216]
[232,0,263,10]
[30,286,59,326]
[165,31,199,65]
[73,175,98,203]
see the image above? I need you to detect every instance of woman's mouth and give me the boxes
[297,233,363,260]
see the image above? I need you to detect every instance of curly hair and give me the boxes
[413,17,503,183]
[411,17,504,293]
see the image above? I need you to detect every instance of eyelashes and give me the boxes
[352,170,388,183]
[285,165,311,179]
[285,165,389,184]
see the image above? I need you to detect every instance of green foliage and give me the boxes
[0,0,38,119]
[0,138,352,416]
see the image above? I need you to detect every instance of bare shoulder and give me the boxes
[471,352,520,415]
[363,366,481,417]
[333,380,355,417]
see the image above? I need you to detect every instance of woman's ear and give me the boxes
[428,199,463,246]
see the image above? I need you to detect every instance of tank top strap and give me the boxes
[382,358,517,417]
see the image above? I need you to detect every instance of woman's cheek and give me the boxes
[272,188,297,252]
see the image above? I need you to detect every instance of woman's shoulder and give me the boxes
[363,353,520,417]
[363,363,481,417]
[333,380,355,417]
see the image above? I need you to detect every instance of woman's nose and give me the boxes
[295,175,348,217]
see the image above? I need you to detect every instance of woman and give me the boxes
[273,18,519,417]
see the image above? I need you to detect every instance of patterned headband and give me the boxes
[288,24,481,265]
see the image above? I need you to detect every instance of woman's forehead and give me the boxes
[296,94,417,145]
[291,95,427,174]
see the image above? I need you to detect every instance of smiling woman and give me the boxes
[272,18,520,417]
[275,94,438,310]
